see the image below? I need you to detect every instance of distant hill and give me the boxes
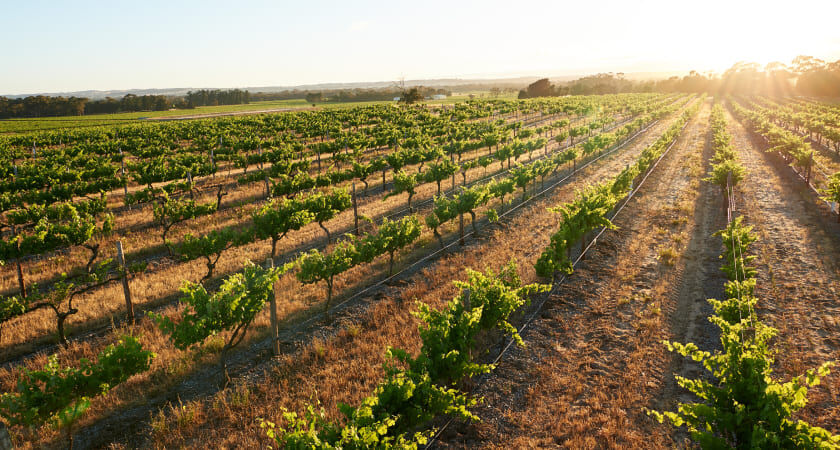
[1,72,684,99]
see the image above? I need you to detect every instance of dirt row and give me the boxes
[724,102,840,432]
[431,98,715,448]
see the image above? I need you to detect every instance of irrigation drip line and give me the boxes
[721,172,756,338]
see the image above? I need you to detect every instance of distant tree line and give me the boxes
[660,56,840,97]
[184,89,250,107]
[84,94,172,114]
[398,87,424,105]
[252,86,451,104]
[0,93,181,118]
[519,56,840,98]
[0,89,251,119]
[0,96,88,118]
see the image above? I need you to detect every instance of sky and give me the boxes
[2,0,840,95]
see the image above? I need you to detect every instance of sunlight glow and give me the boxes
[1,0,838,93]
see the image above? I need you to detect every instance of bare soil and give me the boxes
[724,102,840,432]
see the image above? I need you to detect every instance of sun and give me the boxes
[667,0,840,73]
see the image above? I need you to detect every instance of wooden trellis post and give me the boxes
[116,241,134,324]
[0,421,12,450]
[266,258,280,357]
[352,183,359,235]
[120,148,128,198]
[459,213,465,246]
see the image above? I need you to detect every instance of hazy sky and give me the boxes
[3,0,840,95]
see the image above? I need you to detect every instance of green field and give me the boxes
[0,93,514,134]
[0,99,313,133]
